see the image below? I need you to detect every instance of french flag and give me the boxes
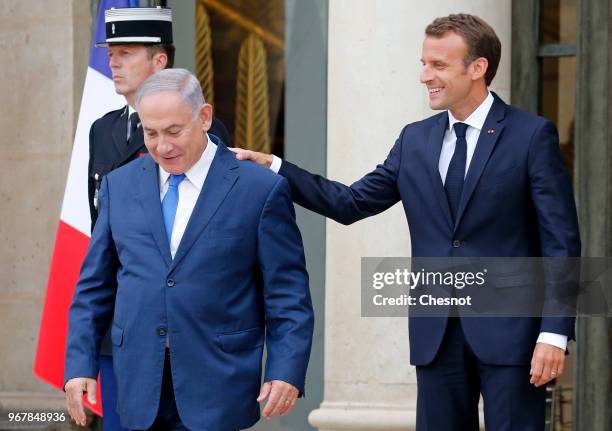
[34,0,138,416]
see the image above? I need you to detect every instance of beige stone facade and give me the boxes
[0,0,90,410]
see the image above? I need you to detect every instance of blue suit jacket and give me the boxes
[65,140,314,430]
[278,94,580,366]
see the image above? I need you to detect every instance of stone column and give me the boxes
[573,0,612,429]
[0,0,90,410]
[309,1,511,429]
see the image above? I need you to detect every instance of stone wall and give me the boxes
[0,0,90,410]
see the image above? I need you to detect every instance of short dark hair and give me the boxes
[145,43,176,69]
[425,14,501,86]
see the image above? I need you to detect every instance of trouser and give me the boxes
[134,349,188,431]
[415,317,546,431]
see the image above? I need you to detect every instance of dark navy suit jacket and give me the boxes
[65,141,314,430]
[278,94,580,366]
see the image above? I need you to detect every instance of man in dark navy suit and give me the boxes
[87,7,230,430]
[234,14,580,431]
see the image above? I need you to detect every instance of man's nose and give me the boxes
[109,56,119,69]
[420,66,432,84]
[156,136,172,154]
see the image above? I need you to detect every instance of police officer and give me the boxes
[89,6,230,226]
[89,7,230,430]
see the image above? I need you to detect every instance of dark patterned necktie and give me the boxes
[444,122,469,222]
[128,112,140,142]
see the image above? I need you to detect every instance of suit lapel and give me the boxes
[118,127,146,166]
[111,106,129,157]
[169,144,239,272]
[453,95,507,232]
[136,155,172,268]
[426,114,454,231]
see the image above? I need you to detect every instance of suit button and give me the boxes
[158,327,167,337]
[452,240,461,248]
[167,279,175,287]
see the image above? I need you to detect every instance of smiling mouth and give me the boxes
[428,87,443,94]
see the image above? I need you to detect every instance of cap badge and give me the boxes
[112,23,116,35]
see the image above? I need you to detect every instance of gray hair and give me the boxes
[135,68,205,117]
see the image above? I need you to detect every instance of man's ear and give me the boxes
[470,57,488,82]
[153,52,168,72]
[199,104,214,131]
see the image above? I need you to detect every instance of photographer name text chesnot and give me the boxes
[373,294,473,307]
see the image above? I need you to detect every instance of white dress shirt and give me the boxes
[158,136,217,258]
[439,92,494,184]
[270,94,567,351]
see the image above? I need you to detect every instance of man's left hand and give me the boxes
[257,380,299,419]
[530,342,565,387]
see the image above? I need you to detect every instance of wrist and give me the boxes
[265,154,273,168]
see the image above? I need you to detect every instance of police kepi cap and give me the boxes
[95,6,173,47]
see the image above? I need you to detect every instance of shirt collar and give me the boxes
[447,91,494,134]
[127,105,136,117]
[159,134,217,192]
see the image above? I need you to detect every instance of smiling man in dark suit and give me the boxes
[233,13,580,431]
[65,68,314,430]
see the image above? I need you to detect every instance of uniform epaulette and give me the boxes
[100,106,126,119]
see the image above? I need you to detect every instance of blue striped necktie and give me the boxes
[162,174,186,243]
[444,122,469,222]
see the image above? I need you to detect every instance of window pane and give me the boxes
[540,56,576,179]
[540,0,576,44]
[196,0,285,155]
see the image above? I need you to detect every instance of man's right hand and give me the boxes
[229,148,273,168]
[65,377,97,426]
